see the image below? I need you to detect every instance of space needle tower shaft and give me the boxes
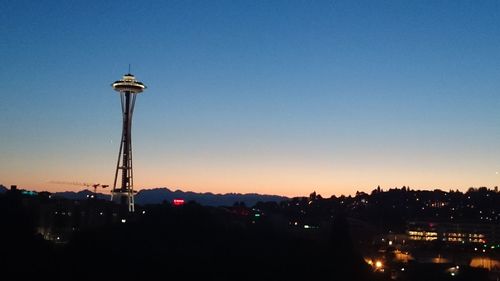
[111,73,146,212]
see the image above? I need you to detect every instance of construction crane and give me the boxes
[50,181,109,194]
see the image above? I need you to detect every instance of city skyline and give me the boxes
[1,0,500,197]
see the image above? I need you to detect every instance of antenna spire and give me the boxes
[128,64,131,74]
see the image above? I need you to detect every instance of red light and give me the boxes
[173,199,185,206]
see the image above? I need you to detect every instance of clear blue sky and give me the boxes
[1,0,499,196]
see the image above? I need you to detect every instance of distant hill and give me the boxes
[52,189,109,201]
[135,188,288,206]
[52,187,288,207]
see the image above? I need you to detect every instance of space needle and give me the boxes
[110,72,146,212]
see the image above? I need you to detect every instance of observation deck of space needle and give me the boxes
[110,67,147,212]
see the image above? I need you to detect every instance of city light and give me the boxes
[173,199,185,206]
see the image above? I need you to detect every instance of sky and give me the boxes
[1,0,499,197]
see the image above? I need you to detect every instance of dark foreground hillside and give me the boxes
[64,205,375,281]
[1,192,377,281]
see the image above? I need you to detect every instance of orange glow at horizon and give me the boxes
[3,160,499,198]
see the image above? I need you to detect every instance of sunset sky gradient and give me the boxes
[1,0,499,197]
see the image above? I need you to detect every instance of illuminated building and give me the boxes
[407,221,499,244]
